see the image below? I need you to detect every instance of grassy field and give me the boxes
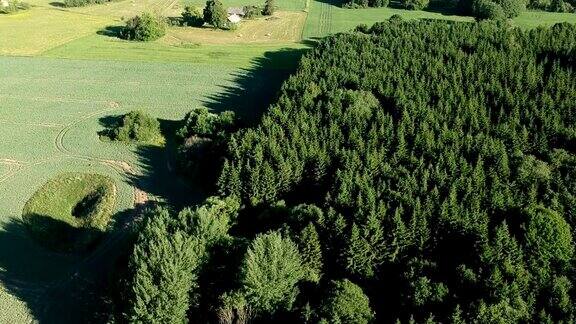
[0,7,112,56]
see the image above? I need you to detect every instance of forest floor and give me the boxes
[1,0,576,321]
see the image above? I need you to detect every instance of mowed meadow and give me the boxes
[2,0,576,320]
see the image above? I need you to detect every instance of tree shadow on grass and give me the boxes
[0,207,141,323]
[125,119,208,210]
[202,46,310,125]
[97,25,124,39]
[49,1,66,7]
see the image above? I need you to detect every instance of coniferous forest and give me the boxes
[123,19,576,323]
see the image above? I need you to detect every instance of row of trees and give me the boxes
[124,198,373,322]
[344,0,575,17]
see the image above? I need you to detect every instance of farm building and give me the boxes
[1,0,9,7]
[228,14,242,24]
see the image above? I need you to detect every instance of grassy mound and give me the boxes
[22,173,116,252]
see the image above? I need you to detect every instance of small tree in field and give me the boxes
[262,0,275,15]
[121,13,166,41]
[204,0,227,29]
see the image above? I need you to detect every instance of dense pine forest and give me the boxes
[122,19,576,323]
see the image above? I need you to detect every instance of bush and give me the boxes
[401,0,430,9]
[120,13,166,41]
[243,5,261,19]
[204,0,227,29]
[0,0,30,13]
[177,108,237,139]
[182,6,204,27]
[472,0,525,18]
[112,110,162,144]
[319,280,374,324]
[473,0,507,19]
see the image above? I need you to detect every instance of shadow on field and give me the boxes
[97,26,124,38]
[125,120,208,210]
[203,46,310,125]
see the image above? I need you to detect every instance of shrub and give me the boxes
[243,5,261,19]
[401,0,430,9]
[472,0,525,18]
[112,110,162,144]
[319,279,374,324]
[473,0,507,20]
[177,108,237,139]
[120,13,166,41]
[182,6,204,27]
[204,0,227,29]
[497,0,526,17]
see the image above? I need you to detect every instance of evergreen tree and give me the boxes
[203,0,227,28]
[295,223,323,283]
[240,231,305,314]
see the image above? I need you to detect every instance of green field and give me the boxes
[0,53,300,322]
[2,0,576,321]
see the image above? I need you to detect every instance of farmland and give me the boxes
[0,54,298,322]
[2,0,576,321]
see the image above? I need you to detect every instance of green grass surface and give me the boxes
[43,33,307,66]
[22,173,116,252]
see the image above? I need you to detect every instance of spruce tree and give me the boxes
[296,223,323,283]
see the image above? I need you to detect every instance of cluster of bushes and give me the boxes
[176,108,238,189]
[106,110,163,144]
[458,0,526,19]
[0,0,30,14]
[117,19,576,323]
